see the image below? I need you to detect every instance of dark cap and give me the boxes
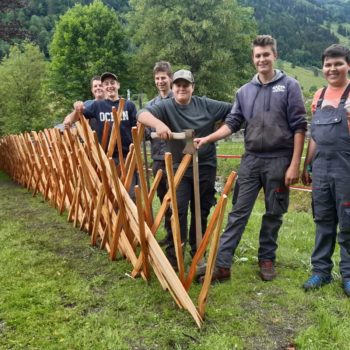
[101,72,118,82]
[172,69,194,84]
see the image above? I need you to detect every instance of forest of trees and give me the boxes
[0,0,349,135]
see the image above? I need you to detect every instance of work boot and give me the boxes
[259,260,276,281]
[199,266,231,284]
[343,279,350,297]
[303,274,332,291]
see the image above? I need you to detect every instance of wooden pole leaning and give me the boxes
[108,101,126,179]
[131,126,153,228]
[184,171,237,290]
[108,157,133,261]
[131,153,192,278]
[135,185,150,280]
[198,195,228,318]
[165,152,185,284]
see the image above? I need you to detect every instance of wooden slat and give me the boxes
[184,171,236,290]
[198,195,228,318]
[165,152,185,284]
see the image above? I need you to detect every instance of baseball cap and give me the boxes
[101,72,118,82]
[172,69,194,84]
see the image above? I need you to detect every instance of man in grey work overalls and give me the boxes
[302,44,350,296]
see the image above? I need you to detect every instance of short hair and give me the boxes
[322,44,350,65]
[252,35,277,55]
[153,61,172,78]
[90,75,101,87]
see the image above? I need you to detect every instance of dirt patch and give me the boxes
[240,293,308,350]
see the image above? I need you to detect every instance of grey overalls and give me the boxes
[310,84,350,279]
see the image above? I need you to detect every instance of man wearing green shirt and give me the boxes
[137,69,232,267]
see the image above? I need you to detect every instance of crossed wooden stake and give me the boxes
[0,100,236,327]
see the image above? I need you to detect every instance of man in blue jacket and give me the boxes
[195,35,307,282]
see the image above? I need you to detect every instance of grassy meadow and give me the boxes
[1,140,350,350]
[279,61,326,94]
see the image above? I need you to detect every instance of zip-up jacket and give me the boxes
[225,70,307,157]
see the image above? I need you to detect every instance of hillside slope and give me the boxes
[239,0,349,66]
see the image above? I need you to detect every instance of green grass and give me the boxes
[279,61,326,94]
[1,163,350,349]
[329,23,350,47]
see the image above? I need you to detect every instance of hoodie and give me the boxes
[225,70,307,157]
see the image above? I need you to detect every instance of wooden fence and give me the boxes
[0,101,236,327]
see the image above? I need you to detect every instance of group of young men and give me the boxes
[64,35,350,297]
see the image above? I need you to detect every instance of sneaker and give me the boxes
[343,279,350,297]
[200,266,231,284]
[303,274,332,291]
[259,260,276,281]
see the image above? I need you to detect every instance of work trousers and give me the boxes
[311,152,350,279]
[216,154,290,268]
[166,165,216,259]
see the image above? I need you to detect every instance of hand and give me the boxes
[194,136,209,149]
[155,124,172,140]
[73,101,84,112]
[284,164,299,186]
[301,168,312,186]
[63,116,73,130]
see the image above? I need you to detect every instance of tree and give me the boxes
[127,0,257,101]
[48,0,128,111]
[0,42,51,135]
[0,0,27,42]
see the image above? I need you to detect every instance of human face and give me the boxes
[323,56,350,88]
[154,72,172,97]
[252,45,277,80]
[91,79,104,100]
[172,80,194,105]
[102,78,120,101]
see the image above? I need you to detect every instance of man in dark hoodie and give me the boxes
[195,35,307,282]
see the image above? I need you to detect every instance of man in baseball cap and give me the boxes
[137,68,232,270]
[172,69,194,84]
[100,72,118,83]
[63,72,138,197]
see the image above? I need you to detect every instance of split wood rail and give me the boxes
[0,100,237,327]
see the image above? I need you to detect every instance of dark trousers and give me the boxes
[166,165,216,259]
[152,160,172,241]
[216,154,290,268]
[311,154,350,279]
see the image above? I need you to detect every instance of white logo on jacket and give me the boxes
[272,85,286,93]
[99,111,129,122]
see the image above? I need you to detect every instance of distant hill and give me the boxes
[0,0,349,67]
[238,0,350,67]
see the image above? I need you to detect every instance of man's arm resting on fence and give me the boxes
[63,101,84,129]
